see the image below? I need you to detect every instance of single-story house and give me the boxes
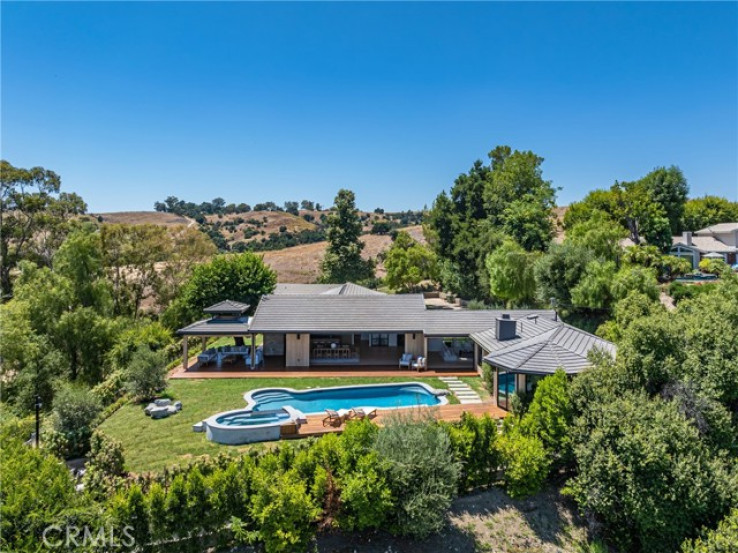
[177,283,615,410]
[670,223,738,269]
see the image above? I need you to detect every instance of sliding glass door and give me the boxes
[497,370,515,411]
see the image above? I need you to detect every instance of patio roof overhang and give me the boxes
[176,317,252,337]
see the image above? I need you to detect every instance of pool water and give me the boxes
[248,383,443,414]
[216,410,291,426]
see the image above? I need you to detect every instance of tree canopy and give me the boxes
[383,231,437,292]
[0,160,86,296]
[165,252,277,328]
[426,146,556,299]
[319,189,374,284]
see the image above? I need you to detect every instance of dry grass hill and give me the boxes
[91,210,425,284]
[262,225,425,283]
[91,211,195,227]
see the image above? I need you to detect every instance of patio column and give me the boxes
[473,342,480,370]
[182,338,189,371]
[201,336,207,351]
[251,334,256,367]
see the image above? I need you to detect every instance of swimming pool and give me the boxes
[244,382,448,415]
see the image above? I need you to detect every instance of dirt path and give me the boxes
[660,291,676,311]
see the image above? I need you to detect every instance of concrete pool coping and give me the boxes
[242,381,450,415]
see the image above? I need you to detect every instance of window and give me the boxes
[370,333,389,347]
[497,370,515,411]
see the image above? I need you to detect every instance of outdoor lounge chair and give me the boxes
[322,409,348,427]
[399,352,413,369]
[412,356,426,372]
[349,407,377,420]
[245,347,263,370]
[197,348,218,366]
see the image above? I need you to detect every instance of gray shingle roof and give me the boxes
[203,300,250,314]
[671,235,737,253]
[695,223,738,234]
[323,283,386,296]
[177,317,251,336]
[480,323,615,375]
[248,294,427,333]
[272,283,385,296]
[422,310,557,336]
[273,284,343,295]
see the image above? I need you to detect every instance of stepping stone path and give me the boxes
[438,376,483,404]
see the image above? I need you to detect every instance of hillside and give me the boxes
[262,225,426,282]
[89,210,426,283]
[92,211,195,227]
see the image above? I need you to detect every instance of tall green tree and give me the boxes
[640,166,689,234]
[427,146,556,300]
[485,239,538,306]
[565,210,626,262]
[164,252,277,329]
[683,195,738,231]
[384,231,437,292]
[0,160,86,296]
[319,189,374,284]
[534,242,594,309]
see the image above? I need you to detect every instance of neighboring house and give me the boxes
[670,223,738,269]
[178,283,616,411]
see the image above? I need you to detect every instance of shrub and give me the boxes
[372,412,460,538]
[442,412,499,491]
[82,430,126,499]
[568,393,734,552]
[250,468,320,553]
[109,484,149,552]
[699,258,729,275]
[337,452,393,532]
[496,430,550,498]
[124,345,168,401]
[669,281,718,304]
[146,482,168,546]
[481,363,495,393]
[520,370,573,466]
[91,370,127,406]
[0,408,36,443]
[681,508,738,553]
[108,321,172,371]
[0,439,77,551]
[50,383,102,457]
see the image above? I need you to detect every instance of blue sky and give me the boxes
[2,2,736,213]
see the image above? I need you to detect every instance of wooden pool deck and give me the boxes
[282,402,507,439]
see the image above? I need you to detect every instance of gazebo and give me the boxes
[176,300,255,369]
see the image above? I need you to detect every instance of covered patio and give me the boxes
[176,300,262,370]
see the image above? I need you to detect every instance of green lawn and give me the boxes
[100,376,471,474]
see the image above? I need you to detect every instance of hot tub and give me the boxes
[203,405,302,445]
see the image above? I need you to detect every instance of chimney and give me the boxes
[683,231,692,246]
[496,316,517,341]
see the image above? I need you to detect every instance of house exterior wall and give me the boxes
[285,333,310,367]
[405,333,424,356]
[263,333,285,356]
